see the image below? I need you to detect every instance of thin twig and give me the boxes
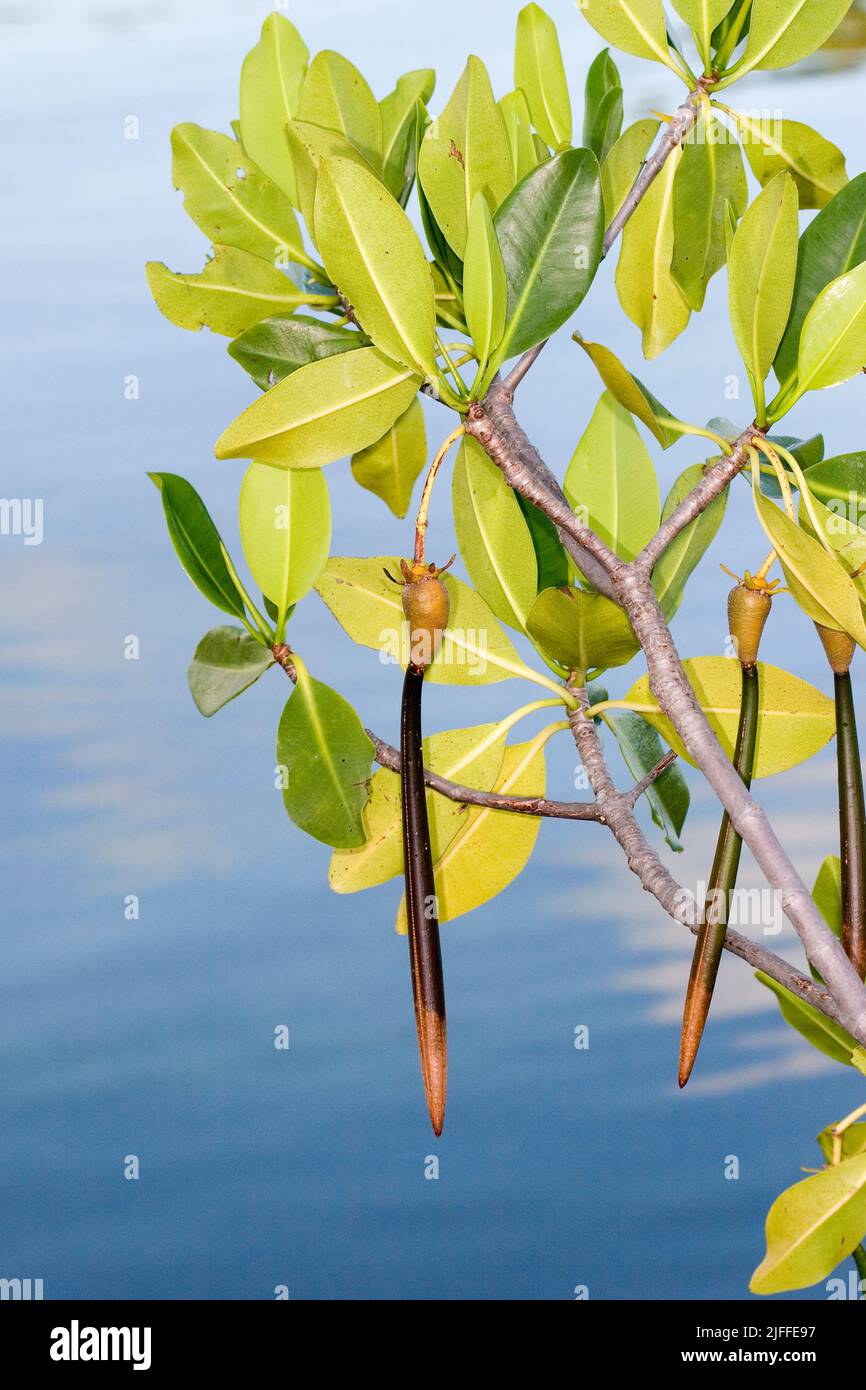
[626,750,679,809]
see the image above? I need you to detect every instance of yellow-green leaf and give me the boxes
[601,118,659,223]
[573,336,678,448]
[729,110,848,211]
[616,146,691,359]
[740,0,854,75]
[463,193,508,368]
[296,49,382,173]
[564,392,661,562]
[330,722,507,894]
[728,172,799,401]
[514,3,572,150]
[499,90,540,185]
[527,586,638,672]
[239,464,331,627]
[624,657,836,778]
[239,13,308,205]
[671,111,748,312]
[750,1152,866,1295]
[671,1,735,59]
[796,261,866,395]
[286,119,375,238]
[418,56,513,258]
[381,69,436,201]
[396,736,548,932]
[580,0,674,66]
[452,437,538,631]
[351,399,427,518]
[145,246,321,338]
[315,157,438,380]
[215,347,420,468]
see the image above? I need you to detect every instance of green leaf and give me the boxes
[315,558,539,687]
[818,1122,866,1165]
[418,56,514,258]
[453,437,539,631]
[381,70,436,203]
[396,736,547,931]
[728,173,799,407]
[798,488,866,609]
[170,124,314,272]
[775,174,866,392]
[625,657,836,778]
[228,314,369,391]
[580,0,675,65]
[739,0,854,74]
[314,156,438,380]
[330,722,506,894]
[145,246,325,338]
[752,478,866,647]
[795,261,866,396]
[573,336,677,448]
[276,661,373,849]
[712,0,752,55]
[671,111,748,312]
[564,392,660,563]
[296,49,382,172]
[750,1150,866,1295]
[605,710,690,850]
[499,90,541,185]
[814,854,843,941]
[494,148,604,362]
[149,473,245,619]
[239,464,331,632]
[616,146,691,359]
[187,626,273,717]
[351,399,427,518]
[803,451,866,510]
[601,118,659,223]
[215,347,420,469]
[463,193,508,368]
[515,3,573,150]
[516,493,570,591]
[757,971,857,1065]
[239,13,308,206]
[286,119,376,237]
[583,49,623,163]
[671,0,735,58]
[729,110,847,211]
[527,586,639,673]
[653,463,729,620]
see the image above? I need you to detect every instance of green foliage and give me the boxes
[582,49,623,163]
[750,1151,866,1295]
[616,146,690,358]
[605,710,690,850]
[653,464,729,621]
[463,193,508,372]
[737,0,854,76]
[146,246,329,338]
[728,110,847,211]
[228,315,369,391]
[239,464,331,638]
[149,473,246,620]
[515,3,572,150]
[671,109,747,312]
[351,400,428,518]
[527,586,639,673]
[453,438,538,631]
[188,627,274,717]
[573,336,677,448]
[580,0,674,67]
[728,172,799,417]
[239,14,308,205]
[564,392,660,563]
[297,50,383,172]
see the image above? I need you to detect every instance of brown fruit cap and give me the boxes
[728,584,772,667]
[816,623,856,675]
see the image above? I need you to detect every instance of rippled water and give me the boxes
[2,0,865,1299]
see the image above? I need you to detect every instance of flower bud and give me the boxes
[401,561,451,672]
[728,584,772,668]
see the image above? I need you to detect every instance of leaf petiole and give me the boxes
[219,543,275,645]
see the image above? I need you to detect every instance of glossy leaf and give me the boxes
[494,148,604,361]
[276,663,373,849]
[170,124,312,274]
[625,657,836,778]
[653,464,729,620]
[296,49,382,172]
[605,710,690,851]
[516,494,570,591]
[671,111,748,312]
[750,1151,866,1295]
[752,480,866,647]
[573,336,677,448]
[239,13,308,205]
[728,172,799,398]
[351,399,427,518]
[228,314,369,391]
[149,473,245,619]
[730,111,847,211]
[515,3,572,150]
[215,348,420,469]
[315,558,536,687]
[740,0,853,74]
[239,464,331,628]
[616,146,691,359]
[600,118,659,223]
[803,451,866,509]
[583,49,623,163]
[527,586,638,673]
[775,175,866,391]
[796,261,866,395]
[499,90,540,184]
[671,0,734,57]
[564,392,660,563]
[418,56,513,258]
[453,438,538,631]
[396,737,548,931]
[330,722,506,894]
[315,156,438,379]
[381,69,436,202]
[146,246,322,338]
[187,626,273,717]
[757,971,857,1065]
[463,193,508,368]
[580,0,673,65]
